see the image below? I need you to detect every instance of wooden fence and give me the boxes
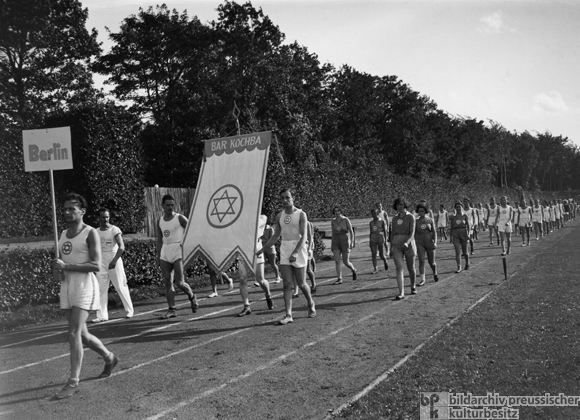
[143,187,196,237]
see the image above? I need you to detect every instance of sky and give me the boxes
[83,0,580,147]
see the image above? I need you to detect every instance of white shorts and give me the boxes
[497,222,513,233]
[160,243,182,264]
[60,272,100,311]
[280,240,308,268]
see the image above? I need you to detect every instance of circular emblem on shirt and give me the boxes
[456,220,461,225]
[62,241,72,255]
[397,219,403,225]
[163,230,170,237]
[284,215,292,224]
[372,225,378,232]
[207,184,243,229]
[421,224,427,230]
[502,210,506,214]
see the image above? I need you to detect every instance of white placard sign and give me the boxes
[22,127,73,172]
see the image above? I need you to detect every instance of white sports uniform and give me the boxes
[542,206,551,221]
[159,214,184,263]
[58,226,100,311]
[437,210,448,228]
[96,225,134,320]
[531,206,543,223]
[518,206,531,227]
[256,216,266,265]
[488,205,499,226]
[497,206,514,233]
[279,208,308,268]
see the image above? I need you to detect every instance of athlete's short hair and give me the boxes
[392,197,409,211]
[416,203,429,214]
[98,207,110,215]
[162,194,174,204]
[279,188,293,196]
[332,206,342,215]
[63,192,87,209]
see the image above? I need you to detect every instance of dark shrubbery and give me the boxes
[0,233,326,310]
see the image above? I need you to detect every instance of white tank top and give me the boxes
[159,214,184,244]
[280,208,304,241]
[519,206,531,222]
[59,226,96,283]
[543,206,551,219]
[532,206,543,221]
[497,206,513,225]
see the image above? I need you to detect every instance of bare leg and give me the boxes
[160,261,176,308]
[333,249,342,281]
[280,265,295,316]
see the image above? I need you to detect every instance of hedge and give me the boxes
[0,231,325,311]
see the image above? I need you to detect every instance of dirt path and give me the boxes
[1,221,578,420]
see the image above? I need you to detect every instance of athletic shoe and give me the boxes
[464,264,470,270]
[55,379,79,399]
[434,274,439,282]
[507,249,511,255]
[333,279,343,285]
[489,242,493,247]
[266,296,274,310]
[277,315,293,325]
[384,261,389,271]
[274,278,282,283]
[470,251,474,256]
[207,292,218,298]
[91,317,105,323]
[292,291,299,299]
[521,243,526,247]
[161,308,177,319]
[455,268,462,273]
[253,282,260,287]
[352,269,357,281]
[418,279,426,286]
[98,353,118,378]
[395,294,405,300]
[501,251,506,256]
[411,287,417,295]
[311,285,317,294]
[527,242,530,246]
[237,305,252,317]
[372,268,378,274]
[308,302,316,318]
[190,296,199,313]
[125,311,134,319]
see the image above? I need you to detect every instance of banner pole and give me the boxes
[49,169,59,258]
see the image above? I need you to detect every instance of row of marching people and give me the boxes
[330,196,577,301]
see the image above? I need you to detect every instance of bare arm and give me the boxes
[292,211,308,255]
[346,217,355,248]
[178,214,188,228]
[109,232,125,269]
[258,214,282,255]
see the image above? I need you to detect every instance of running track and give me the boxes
[1,220,578,419]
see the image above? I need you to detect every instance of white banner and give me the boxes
[22,127,73,172]
[182,131,271,272]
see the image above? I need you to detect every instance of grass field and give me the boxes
[332,223,580,419]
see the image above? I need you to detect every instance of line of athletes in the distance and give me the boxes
[49,190,576,399]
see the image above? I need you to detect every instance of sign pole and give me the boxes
[49,169,59,258]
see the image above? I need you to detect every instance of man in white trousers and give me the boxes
[92,208,134,322]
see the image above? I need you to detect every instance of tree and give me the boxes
[45,100,147,232]
[0,0,100,127]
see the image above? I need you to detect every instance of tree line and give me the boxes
[1,0,579,236]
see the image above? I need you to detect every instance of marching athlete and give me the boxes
[156,194,198,319]
[257,188,315,325]
[415,203,438,284]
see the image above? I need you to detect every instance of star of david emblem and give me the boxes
[164,230,170,237]
[62,241,72,255]
[421,224,427,230]
[372,226,378,232]
[207,184,243,229]
[397,219,403,225]
[284,215,292,224]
